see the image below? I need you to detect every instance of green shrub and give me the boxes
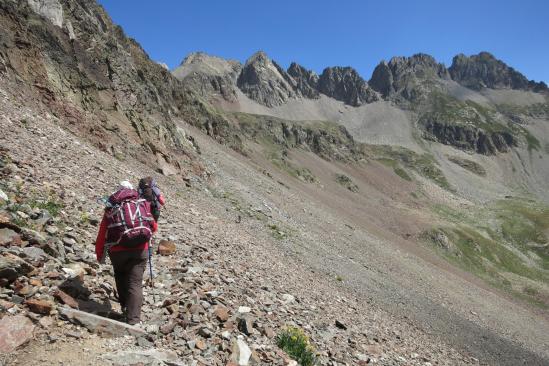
[277,327,317,366]
[335,174,359,192]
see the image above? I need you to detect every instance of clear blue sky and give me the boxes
[97,0,549,83]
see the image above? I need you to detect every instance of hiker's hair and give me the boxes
[118,180,133,190]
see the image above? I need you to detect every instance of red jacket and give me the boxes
[95,212,158,262]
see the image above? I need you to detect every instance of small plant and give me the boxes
[31,199,64,217]
[277,326,318,366]
[393,166,412,181]
[80,212,90,225]
[268,223,286,240]
[335,275,344,282]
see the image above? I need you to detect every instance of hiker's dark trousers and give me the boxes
[109,250,147,325]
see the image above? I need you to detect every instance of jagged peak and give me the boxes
[449,51,547,92]
[288,62,318,78]
[173,52,241,79]
[244,50,271,65]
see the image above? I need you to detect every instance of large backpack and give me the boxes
[138,177,162,221]
[105,188,154,247]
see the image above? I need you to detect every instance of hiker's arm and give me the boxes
[158,194,165,206]
[95,214,108,262]
[152,220,158,233]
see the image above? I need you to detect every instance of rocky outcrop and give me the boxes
[237,51,300,107]
[449,52,548,92]
[0,0,207,177]
[287,62,320,99]
[369,54,450,102]
[318,66,379,106]
[232,113,361,161]
[172,52,241,102]
[421,120,516,155]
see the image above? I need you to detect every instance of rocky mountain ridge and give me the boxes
[174,50,547,108]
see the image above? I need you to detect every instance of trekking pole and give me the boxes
[148,236,156,303]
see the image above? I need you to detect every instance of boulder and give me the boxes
[103,348,182,366]
[21,246,50,265]
[213,305,230,322]
[53,288,79,309]
[0,228,21,246]
[0,253,35,282]
[0,315,35,353]
[60,307,147,337]
[231,337,252,365]
[25,298,54,314]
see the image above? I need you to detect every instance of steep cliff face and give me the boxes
[172,52,241,102]
[0,0,206,175]
[237,51,300,107]
[418,94,520,155]
[369,53,450,102]
[421,120,516,154]
[449,52,548,92]
[317,66,379,106]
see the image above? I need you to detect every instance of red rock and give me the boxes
[195,339,207,350]
[214,305,230,322]
[53,289,79,309]
[157,239,176,256]
[0,315,35,353]
[25,298,54,314]
[29,278,42,287]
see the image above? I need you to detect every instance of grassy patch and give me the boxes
[367,145,451,190]
[393,166,413,181]
[335,174,359,192]
[426,199,549,308]
[277,327,318,366]
[447,156,487,176]
[269,153,316,183]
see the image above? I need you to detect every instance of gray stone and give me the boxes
[60,307,147,337]
[0,228,21,246]
[21,246,49,264]
[103,348,183,366]
[27,0,64,27]
[45,226,59,235]
[231,337,252,365]
[0,253,35,282]
[62,237,76,246]
[20,228,47,246]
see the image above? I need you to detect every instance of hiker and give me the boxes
[138,176,165,221]
[95,181,156,325]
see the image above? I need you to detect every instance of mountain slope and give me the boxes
[1,1,549,365]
